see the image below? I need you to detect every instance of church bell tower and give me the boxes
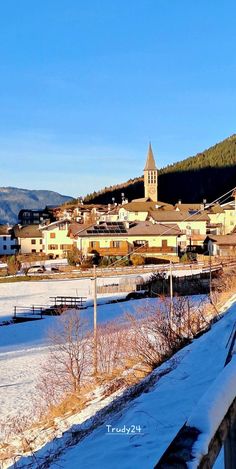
[144,143,158,201]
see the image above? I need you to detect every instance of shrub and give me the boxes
[130,254,145,266]
[99,256,110,267]
[7,256,21,275]
[67,246,81,266]
[80,257,94,269]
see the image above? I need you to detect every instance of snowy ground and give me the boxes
[36,300,236,469]
[0,296,144,429]
[0,274,207,443]
[0,264,213,320]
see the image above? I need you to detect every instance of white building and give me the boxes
[13,225,43,254]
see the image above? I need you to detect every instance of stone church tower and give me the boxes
[144,143,158,201]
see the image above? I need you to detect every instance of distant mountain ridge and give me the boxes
[84,134,236,205]
[0,187,73,224]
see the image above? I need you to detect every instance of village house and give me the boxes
[149,210,209,250]
[118,200,174,222]
[0,225,18,255]
[13,225,43,254]
[206,204,226,235]
[96,205,120,223]
[41,219,74,258]
[73,220,184,260]
[18,208,54,225]
[220,201,236,234]
[204,233,236,257]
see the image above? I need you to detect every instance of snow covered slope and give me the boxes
[40,301,236,469]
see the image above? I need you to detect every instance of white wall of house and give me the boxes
[118,207,148,221]
[150,218,207,236]
[77,233,185,257]
[223,208,236,234]
[42,221,73,258]
[18,237,43,254]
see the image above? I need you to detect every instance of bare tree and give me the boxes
[126,296,209,370]
[96,320,128,376]
[38,311,92,408]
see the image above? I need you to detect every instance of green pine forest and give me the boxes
[84,134,236,205]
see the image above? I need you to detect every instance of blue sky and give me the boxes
[0,1,236,197]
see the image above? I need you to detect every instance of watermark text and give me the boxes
[106,424,143,435]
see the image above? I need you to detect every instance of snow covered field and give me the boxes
[0,275,207,445]
[0,299,140,430]
[0,276,169,433]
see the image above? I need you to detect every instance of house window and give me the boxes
[111,241,120,248]
[40,239,43,244]
[3,236,6,241]
[162,240,168,248]
[50,233,56,238]
[134,240,146,246]
[3,245,6,250]
[31,249,36,253]
[89,241,98,248]
[31,239,36,244]
[48,244,58,250]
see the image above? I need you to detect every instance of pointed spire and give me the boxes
[144,142,157,170]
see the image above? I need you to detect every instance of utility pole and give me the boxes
[209,247,212,301]
[169,260,173,326]
[93,264,97,377]
[208,239,213,301]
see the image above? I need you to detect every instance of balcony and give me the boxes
[134,245,176,254]
[88,241,131,257]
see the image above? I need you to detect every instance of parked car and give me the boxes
[27,265,46,274]
[50,266,60,272]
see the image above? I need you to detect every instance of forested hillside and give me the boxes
[84,135,236,204]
